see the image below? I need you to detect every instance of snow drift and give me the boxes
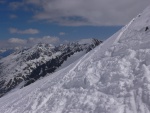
[0,6,150,113]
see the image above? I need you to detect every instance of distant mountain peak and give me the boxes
[0,38,101,97]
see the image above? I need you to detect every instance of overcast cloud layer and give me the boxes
[10,0,150,26]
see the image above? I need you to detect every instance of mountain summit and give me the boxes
[0,6,150,113]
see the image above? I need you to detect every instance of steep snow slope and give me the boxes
[56,50,87,71]
[0,6,150,113]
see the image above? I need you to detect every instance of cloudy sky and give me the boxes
[0,0,149,48]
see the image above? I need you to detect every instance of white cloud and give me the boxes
[8,38,27,44]
[27,0,150,26]
[8,0,150,26]
[59,32,66,36]
[9,2,24,10]
[9,28,39,34]
[10,14,18,19]
[0,0,5,4]
[28,36,60,45]
[0,36,60,48]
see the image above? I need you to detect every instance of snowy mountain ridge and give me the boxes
[0,6,150,113]
[0,38,101,97]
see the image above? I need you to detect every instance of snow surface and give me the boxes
[57,50,87,71]
[0,6,150,113]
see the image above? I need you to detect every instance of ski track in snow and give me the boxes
[0,6,150,113]
[114,18,135,44]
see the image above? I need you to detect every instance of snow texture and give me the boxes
[0,6,150,113]
[57,50,87,71]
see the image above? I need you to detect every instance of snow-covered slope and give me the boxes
[0,6,150,113]
[0,39,101,97]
